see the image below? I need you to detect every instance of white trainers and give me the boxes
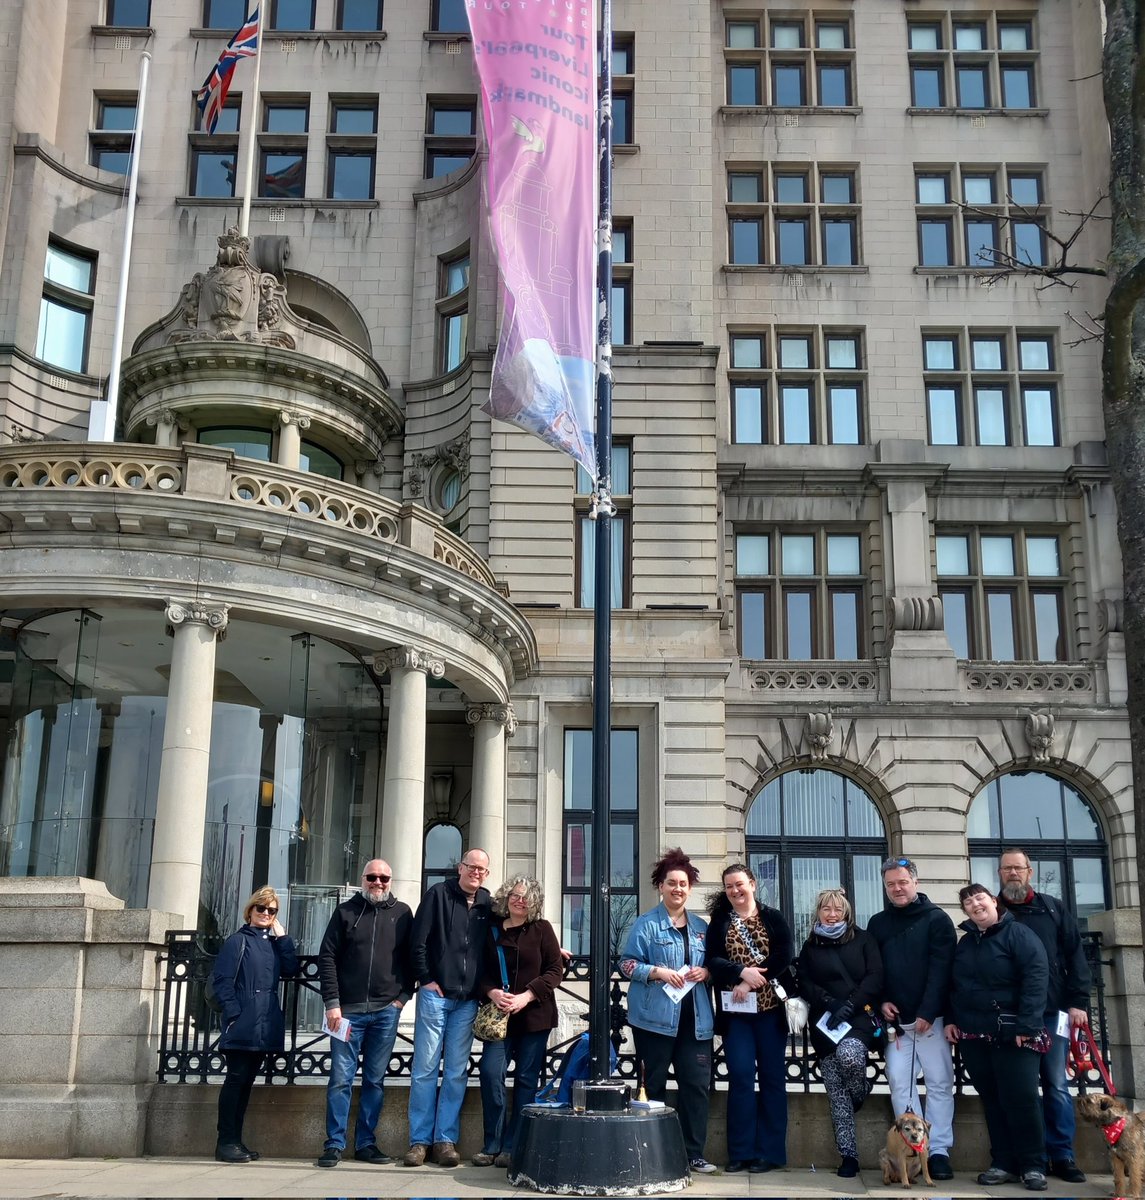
[689,1157,718,1174]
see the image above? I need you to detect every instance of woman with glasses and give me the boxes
[209,885,299,1163]
[473,875,563,1167]
[704,863,794,1173]
[796,887,883,1178]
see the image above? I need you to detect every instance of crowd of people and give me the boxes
[208,844,1091,1187]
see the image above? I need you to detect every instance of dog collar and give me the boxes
[900,1130,926,1154]
[1104,1117,1127,1146]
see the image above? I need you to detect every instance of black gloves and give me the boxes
[826,999,855,1030]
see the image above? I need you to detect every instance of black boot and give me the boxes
[215,1142,253,1163]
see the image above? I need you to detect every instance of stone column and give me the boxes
[466,702,516,885]
[147,601,229,928]
[376,646,444,905]
[146,408,184,448]
[276,411,310,471]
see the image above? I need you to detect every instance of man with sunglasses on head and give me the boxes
[403,848,493,1168]
[867,856,956,1181]
[315,859,413,1168]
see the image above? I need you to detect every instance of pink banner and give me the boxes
[467,0,597,474]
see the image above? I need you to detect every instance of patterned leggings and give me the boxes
[819,1037,870,1159]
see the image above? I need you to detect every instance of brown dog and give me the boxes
[879,1112,934,1188]
[1077,1093,1145,1199]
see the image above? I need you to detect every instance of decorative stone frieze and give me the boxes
[164,600,229,639]
[751,665,879,692]
[963,666,1094,694]
[374,646,446,678]
[466,701,518,736]
[889,595,943,631]
[1023,709,1056,763]
[806,711,834,762]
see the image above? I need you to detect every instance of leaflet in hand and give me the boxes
[721,990,756,1014]
[322,1013,351,1041]
[661,978,697,1004]
[816,1011,851,1043]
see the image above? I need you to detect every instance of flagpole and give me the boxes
[90,49,151,443]
[237,5,263,238]
[588,0,615,1085]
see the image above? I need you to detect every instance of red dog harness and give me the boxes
[1103,1117,1127,1146]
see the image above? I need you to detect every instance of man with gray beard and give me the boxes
[316,859,413,1168]
[997,848,1091,1184]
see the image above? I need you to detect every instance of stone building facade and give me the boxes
[0,0,1140,1146]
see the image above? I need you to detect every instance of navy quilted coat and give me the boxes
[210,924,300,1052]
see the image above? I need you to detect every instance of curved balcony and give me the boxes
[0,441,536,693]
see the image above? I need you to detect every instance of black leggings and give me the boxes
[217,1050,265,1145]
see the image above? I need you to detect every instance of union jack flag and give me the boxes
[196,7,260,135]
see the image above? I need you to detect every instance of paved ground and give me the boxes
[0,1156,1116,1198]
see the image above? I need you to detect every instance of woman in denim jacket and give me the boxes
[620,848,716,1175]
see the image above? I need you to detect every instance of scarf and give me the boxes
[813,920,848,939]
[1104,1117,1127,1146]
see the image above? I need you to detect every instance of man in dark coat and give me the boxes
[867,857,955,1180]
[403,847,492,1168]
[998,848,1092,1184]
[315,858,413,1168]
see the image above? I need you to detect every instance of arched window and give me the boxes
[424,822,462,893]
[199,426,272,461]
[968,771,1109,924]
[745,768,887,945]
[300,440,343,480]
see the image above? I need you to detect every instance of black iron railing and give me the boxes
[156,929,1112,1093]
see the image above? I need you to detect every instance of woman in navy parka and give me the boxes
[209,885,299,1162]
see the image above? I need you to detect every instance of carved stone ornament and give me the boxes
[889,595,944,632]
[805,711,834,762]
[1097,598,1124,636]
[145,408,189,432]
[373,646,446,679]
[465,702,518,736]
[409,431,472,499]
[158,228,298,349]
[277,410,312,431]
[1023,709,1055,763]
[164,600,229,639]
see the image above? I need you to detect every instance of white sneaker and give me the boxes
[689,1158,718,1175]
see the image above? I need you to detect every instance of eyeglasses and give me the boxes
[253,904,278,915]
[1001,865,1031,874]
[461,863,489,875]
[364,873,391,884]
[508,892,529,902]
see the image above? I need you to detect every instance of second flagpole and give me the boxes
[238,4,264,239]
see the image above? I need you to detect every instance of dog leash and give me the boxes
[1071,1019,1115,1095]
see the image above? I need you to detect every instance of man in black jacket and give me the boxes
[402,848,492,1168]
[998,848,1091,1184]
[315,859,413,1169]
[867,857,956,1181]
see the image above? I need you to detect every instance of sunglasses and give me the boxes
[364,873,391,884]
[253,904,278,915]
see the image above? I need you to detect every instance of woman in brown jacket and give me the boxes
[473,875,564,1167]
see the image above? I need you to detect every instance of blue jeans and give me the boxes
[407,991,477,1147]
[1040,1026,1077,1161]
[324,1004,401,1152]
[478,1029,550,1155]
[723,1008,788,1165]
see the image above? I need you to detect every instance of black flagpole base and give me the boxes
[508,1103,690,1194]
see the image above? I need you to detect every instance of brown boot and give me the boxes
[402,1144,428,1167]
[432,1141,461,1167]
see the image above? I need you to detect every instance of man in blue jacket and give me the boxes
[867,857,956,1181]
[403,848,492,1168]
[315,859,413,1168]
[998,848,1091,1184]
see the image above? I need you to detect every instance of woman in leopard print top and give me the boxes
[705,863,794,1174]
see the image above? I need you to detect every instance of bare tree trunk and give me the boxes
[1100,1,1145,937]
